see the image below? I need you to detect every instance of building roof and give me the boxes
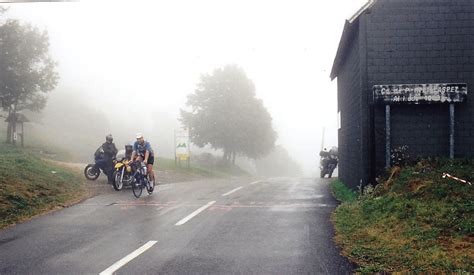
[330,0,377,80]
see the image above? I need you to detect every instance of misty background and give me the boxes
[1,0,367,176]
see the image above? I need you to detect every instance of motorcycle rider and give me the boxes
[102,134,118,184]
[131,133,155,184]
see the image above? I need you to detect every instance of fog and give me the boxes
[2,0,367,176]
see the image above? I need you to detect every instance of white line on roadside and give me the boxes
[175,201,216,226]
[250,180,261,185]
[222,186,243,196]
[99,241,157,275]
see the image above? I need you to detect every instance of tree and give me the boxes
[181,65,276,164]
[0,14,58,143]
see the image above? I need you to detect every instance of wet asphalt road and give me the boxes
[0,177,354,274]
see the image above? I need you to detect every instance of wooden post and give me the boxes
[385,105,391,169]
[174,130,177,167]
[21,122,24,147]
[6,121,12,144]
[449,103,455,159]
[12,120,17,146]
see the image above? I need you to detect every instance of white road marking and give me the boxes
[222,186,243,196]
[99,241,157,275]
[250,180,262,185]
[175,201,216,226]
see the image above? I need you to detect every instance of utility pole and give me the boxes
[320,126,326,151]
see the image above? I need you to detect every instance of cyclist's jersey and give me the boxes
[133,141,154,158]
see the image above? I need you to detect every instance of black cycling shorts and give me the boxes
[147,155,154,165]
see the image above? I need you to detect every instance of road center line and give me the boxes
[222,186,243,196]
[175,201,216,226]
[99,241,157,275]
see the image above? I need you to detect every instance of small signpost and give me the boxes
[373,83,468,168]
[5,113,29,147]
[174,128,190,168]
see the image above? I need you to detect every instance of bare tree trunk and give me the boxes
[223,149,233,166]
[232,151,236,165]
[223,150,229,163]
[21,122,24,147]
[6,108,12,144]
[12,120,17,145]
[6,122,12,143]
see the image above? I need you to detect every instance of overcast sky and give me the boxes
[3,0,367,175]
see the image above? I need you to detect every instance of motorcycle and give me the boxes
[319,148,338,178]
[84,146,116,182]
[320,157,338,178]
[84,159,113,181]
[112,158,133,191]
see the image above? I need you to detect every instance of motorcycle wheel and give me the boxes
[320,169,326,179]
[328,164,337,178]
[113,170,123,191]
[132,179,143,198]
[84,164,100,180]
[328,166,334,178]
[146,175,155,195]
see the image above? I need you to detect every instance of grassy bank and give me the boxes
[0,144,87,229]
[330,160,474,272]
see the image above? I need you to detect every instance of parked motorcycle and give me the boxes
[320,147,338,178]
[84,159,111,181]
[84,146,115,182]
[112,158,133,191]
[320,158,338,178]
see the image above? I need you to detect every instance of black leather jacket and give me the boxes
[102,142,118,161]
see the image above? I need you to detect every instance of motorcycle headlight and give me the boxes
[126,166,132,172]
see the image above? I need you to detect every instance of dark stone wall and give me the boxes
[337,25,363,189]
[365,0,474,175]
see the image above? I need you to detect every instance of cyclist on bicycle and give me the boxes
[131,133,155,184]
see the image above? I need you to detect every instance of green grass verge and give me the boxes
[331,160,474,273]
[0,143,87,229]
[330,179,358,203]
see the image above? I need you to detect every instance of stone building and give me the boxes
[330,0,474,188]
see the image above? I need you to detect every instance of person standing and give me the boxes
[102,134,118,184]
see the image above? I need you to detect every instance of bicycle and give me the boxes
[130,161,155,198]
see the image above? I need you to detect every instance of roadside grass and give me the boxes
[0,143,87,229]
[330,179,357,203]
[0,124,75,162]
[331,159,474,272]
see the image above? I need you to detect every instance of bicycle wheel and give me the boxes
[146,175,155,194]
[132,179,143,198]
